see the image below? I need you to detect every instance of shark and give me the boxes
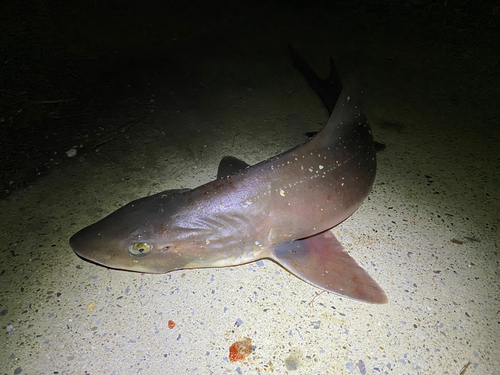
[70,48,387,304]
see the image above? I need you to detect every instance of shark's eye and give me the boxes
[129,242,152,257]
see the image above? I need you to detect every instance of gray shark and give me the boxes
[70,51,387,304]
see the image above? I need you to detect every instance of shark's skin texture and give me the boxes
[70,55,387,304]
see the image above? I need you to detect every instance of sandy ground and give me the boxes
[1,1,499,374]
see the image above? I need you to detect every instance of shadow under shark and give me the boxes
[70,48,387,304]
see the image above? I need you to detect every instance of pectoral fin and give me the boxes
[270,231,387,304]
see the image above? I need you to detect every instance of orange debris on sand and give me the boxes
[229,337,253,362]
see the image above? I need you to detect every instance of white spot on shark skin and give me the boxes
[319,165,324,170]
[240,200,252,208]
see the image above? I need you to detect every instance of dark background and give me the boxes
[1,0,498,197]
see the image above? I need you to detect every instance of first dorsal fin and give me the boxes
[217,156,250,179]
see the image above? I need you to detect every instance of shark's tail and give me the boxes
[288,44,342,115]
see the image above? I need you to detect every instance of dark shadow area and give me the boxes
[1,0,498,197]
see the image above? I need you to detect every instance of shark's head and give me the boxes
[70,189,203,273]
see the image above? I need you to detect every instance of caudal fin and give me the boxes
[288,44,342,115]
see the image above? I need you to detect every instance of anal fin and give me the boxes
[270,231,388,304]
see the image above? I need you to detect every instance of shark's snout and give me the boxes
[70,226,99,261]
